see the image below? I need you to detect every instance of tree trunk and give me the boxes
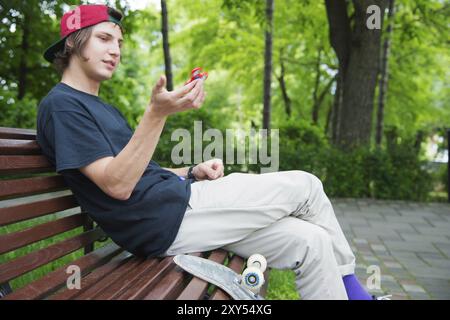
[277,49,291,118]
[161,0,173,91]
[262,0,274,131]
[413,130,424,156]
[18,11,30,100]
[325,101,333,137]
[325,0,351,145]
[376,0,395,147]
[331,72,343,144]
[325,0,388,150]
[312,48,336,126]
[313,76,336,126]
[312,48,322,124]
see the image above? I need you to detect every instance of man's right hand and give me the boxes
[147,75,206,119]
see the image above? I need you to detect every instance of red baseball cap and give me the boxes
[43,4,123,63]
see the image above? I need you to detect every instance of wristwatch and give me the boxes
[187,165,197,181]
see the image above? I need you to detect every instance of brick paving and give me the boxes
[332,198,450,300]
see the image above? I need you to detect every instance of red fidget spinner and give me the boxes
[185,67,208,85]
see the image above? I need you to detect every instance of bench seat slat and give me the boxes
[141,252,204,300]
[72,256,143,299]
[0,195,78,226]
[0,176,67,201]
[0,213,88,254]
[0,127,36,140]
[0,139,41,155]
[72,254,201,300]
[3,243,123,300]
[177,250,228,300]
[141,263,187,300]
[0,155,53,174]
[116,257,175,300]
[50,250,133,300]
[0,228,106,284]
[93,258,160,299]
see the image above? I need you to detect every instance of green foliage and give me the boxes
[261,120,434,201]
[386,0,450,136]
[0,90,38,128]
[441,165,448,195]
[0,0,447,202]
[1,1,64,87]
[276,118,328,175]
[431,162,448,200]
[266,269,299,300]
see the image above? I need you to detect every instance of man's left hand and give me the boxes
[191,159,224,181]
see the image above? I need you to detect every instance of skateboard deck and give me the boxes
[173,254,264,300]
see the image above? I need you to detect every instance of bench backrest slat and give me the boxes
[0,194,79,226]
[0,227,106,284]
[0,155,54,174]
[0,213,88,254]
[0,176,67,200]
[0,127,36,140]
[0,139,41,155]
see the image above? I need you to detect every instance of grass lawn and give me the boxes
[266,269,300,300]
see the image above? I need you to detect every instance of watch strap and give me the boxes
[187,165,196,180]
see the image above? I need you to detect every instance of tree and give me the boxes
[276,48,291,118]
[262,0,274,131]
[0,0,64,101]
[160,0,173,91]
[311,48,336,125]
[325,0,388,150]
[376,0,395,147]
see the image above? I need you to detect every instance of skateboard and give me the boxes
[173,253,267,300]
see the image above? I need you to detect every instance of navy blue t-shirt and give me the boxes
[36,82,192,258]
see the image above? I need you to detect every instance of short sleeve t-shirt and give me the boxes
[36,82,192,258]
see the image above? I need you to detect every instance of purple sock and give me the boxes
[342,274,373,300]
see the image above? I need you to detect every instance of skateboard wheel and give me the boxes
[242,267,264,293]
[247,254,267,273]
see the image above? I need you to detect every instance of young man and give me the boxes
[37,4,382,300]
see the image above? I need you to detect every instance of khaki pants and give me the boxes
[164,170,356,300]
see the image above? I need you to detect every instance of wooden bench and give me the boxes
[0,126,268,300]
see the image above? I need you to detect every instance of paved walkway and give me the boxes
[332,198,450,300]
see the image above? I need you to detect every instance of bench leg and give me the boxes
[83,216,95,254]
[0,282,12,298]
